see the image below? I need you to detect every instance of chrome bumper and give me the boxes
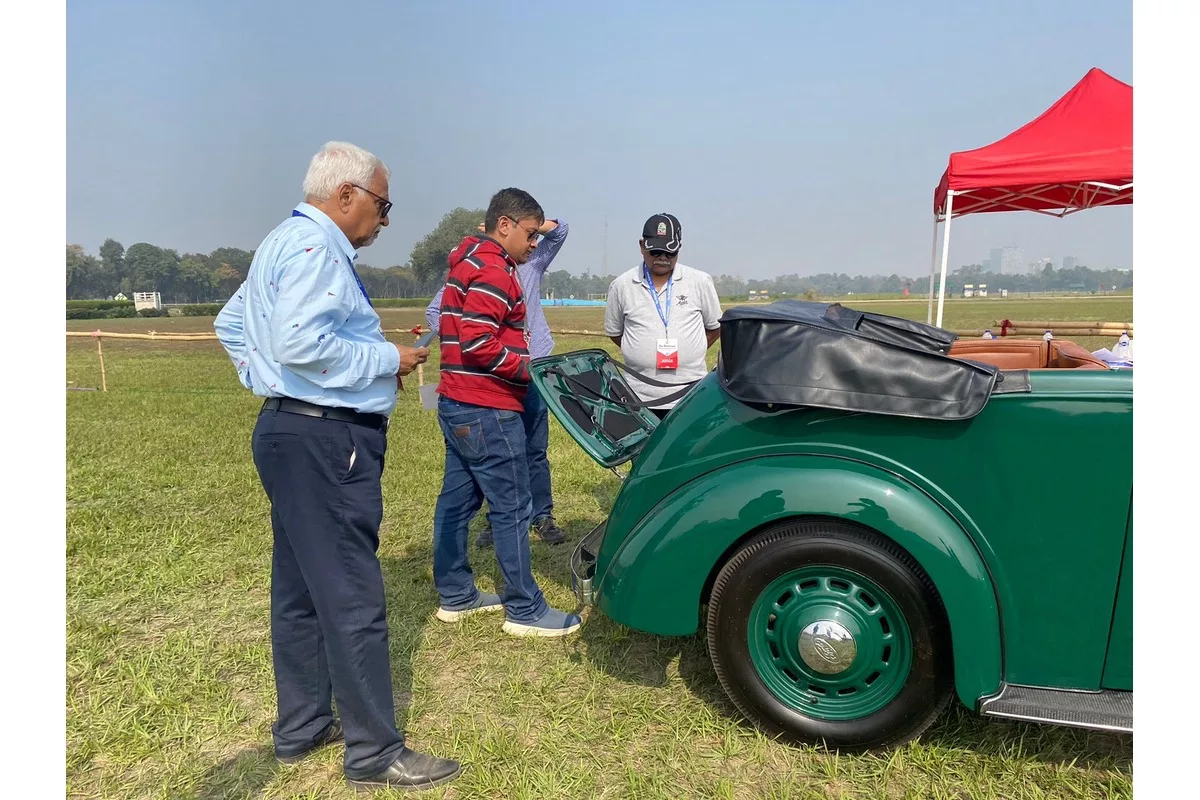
[570,521,606,606]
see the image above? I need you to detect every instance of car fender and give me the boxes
[598,455,1002,707]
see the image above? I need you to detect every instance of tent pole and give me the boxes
[926,215,940,324]
[935,192,955,328]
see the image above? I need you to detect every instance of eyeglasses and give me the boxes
[647,249,678,258]
[502,216,540,243]
[352,184,393,219]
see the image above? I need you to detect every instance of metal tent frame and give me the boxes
[923,68,1133,327]
[926,180,1133,327]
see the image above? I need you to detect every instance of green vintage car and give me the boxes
[530,301,1132,751]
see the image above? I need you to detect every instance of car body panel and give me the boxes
[1102,501,1133,690]
[596,454,1004,707]
[531,347,1133,706]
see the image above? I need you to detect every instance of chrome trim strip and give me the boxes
[980,710,1132,734]
[978,682,1132,734]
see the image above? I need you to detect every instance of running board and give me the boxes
[979,685,1131,733]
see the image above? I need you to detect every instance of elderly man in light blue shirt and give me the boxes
[425,218,569,548]
[214,141,460,792]
[216,213,404,414]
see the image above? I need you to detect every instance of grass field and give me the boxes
[66,297,1133,799]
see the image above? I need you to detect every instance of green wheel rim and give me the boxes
[747,565,912,721]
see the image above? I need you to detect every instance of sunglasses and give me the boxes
[352,184,393,219]
[647,249,678,258]
[502,216,541,243]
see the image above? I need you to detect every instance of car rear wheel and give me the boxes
[706,519,953,751]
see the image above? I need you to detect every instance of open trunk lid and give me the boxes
[529,349,662,468]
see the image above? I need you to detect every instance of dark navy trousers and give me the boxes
[251,407,405,778]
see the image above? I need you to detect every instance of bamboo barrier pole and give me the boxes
[66,330,218,341]
[544,328,611,337]
[70,325,1132,347]
[1004,328,1132,338]
[1014,328,1133,336]
[66,328,622,341]
[94,333,107,392]
[70,326,1120,344]
[995,320,1132,331]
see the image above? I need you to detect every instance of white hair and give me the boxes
[302,141,390,200]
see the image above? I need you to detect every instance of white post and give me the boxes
[935,191,955,328]
[926,216,940,324]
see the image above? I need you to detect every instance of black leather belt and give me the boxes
[260,397,388,431]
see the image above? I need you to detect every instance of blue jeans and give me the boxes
[432,397,550,623]
[522,386,553,523]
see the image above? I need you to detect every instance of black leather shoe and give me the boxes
[275,720,344,764]
[346,746,462,792]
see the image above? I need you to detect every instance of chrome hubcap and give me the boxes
[799,620,857,675]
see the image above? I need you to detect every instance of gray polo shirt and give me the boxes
[604,262,722,408]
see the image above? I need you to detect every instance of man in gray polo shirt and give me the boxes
[604,213,722,418]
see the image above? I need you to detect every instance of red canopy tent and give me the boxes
[926,67,1133,326]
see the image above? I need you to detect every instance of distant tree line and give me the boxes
[704,262,1132,299]
[65,239,428,304]
[66,210,1133,303]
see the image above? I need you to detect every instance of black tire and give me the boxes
[706,518,953,751]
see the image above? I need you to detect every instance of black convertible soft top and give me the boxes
[717,300,1016,421]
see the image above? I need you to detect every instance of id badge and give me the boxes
[656,337,679,369]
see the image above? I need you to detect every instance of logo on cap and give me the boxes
[656,222,667,236]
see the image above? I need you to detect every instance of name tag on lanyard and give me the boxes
[656,338,679,369]
[644,264,678,370]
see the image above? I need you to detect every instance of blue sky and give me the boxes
[66,0,1132,279]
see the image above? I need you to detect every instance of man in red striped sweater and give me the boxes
[431,188,581,637]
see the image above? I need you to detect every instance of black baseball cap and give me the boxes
[641,212,682,253]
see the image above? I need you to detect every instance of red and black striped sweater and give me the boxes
[435,235,531,412]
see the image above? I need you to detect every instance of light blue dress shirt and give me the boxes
[214,203,401,415]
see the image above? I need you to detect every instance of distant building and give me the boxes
[133,291,163,311]
[992,246,1024,275]
[988,248,1004,272]
[1062,255,1078,269]
[1030,257,1055,275]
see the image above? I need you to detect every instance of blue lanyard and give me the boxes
[642,262,672,334]
[292,209,372,306]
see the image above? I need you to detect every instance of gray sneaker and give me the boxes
[502,607,582,638]
[435,591,503,622]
